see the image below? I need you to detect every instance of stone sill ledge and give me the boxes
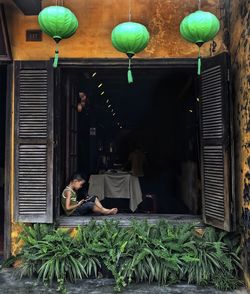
[56,213,202,227]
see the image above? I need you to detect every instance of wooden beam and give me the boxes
[0,4,12,62]
[13,0,41,15]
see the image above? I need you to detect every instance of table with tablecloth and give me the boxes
[87,173,142,212]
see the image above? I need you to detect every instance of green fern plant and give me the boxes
[4,221,243,293]
[13,226,87,293]
[181,226,242,289]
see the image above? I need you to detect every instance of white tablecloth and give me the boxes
[88,173,142,212]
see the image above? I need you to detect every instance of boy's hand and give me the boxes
[78,199,85,206]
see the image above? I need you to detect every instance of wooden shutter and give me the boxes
[14,61,54,223]
[200,52,235,231]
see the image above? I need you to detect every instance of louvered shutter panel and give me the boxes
[200,53,235,231]
[14,61,53,223]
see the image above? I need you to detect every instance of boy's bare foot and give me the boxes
[109,208,118,215]
[103,208,118,215]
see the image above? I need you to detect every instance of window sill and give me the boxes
[56,213,202,228]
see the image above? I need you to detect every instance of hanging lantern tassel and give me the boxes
[53,42,60,68]
[53,47,59,68]
[127,53,134,84]
[196,42,203,76]
[128,57,133,84]
[197,45,201,75]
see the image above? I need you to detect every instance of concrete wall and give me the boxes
[228,0,250,286]
[4,0,223,60]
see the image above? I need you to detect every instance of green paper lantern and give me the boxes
[180,10,220,75]
[111,22,150,83]
[38,6,78,68]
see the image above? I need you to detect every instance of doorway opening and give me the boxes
[0,65,6,256]
[56,60,201,216]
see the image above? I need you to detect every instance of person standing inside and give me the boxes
[128,145,146,177]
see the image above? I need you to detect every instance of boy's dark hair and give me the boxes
[68,173,86,183]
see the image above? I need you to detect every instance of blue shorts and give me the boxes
[72,195,97,216]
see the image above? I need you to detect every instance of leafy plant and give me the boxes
[3,220,243,293]
[3,223,54,276]
[12,226,88,293]
[181,226,243,289]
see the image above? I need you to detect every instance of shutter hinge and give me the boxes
[53,139,58,147]
[227,69,230,82]
[230,201,234,215]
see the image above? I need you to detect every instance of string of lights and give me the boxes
[91,71,123,129]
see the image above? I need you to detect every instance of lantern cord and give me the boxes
[127,57,133,84]
[128,0,132,21]
[198,0,201,10]
[197,46,201,75]
[53,43,59,68]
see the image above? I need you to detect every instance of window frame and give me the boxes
[54,58,201,225]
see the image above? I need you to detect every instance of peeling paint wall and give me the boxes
[228,0,250,286]
[4,0,223,60]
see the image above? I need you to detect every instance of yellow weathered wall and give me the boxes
[229,0,250,286]
[5,0,224,254]
[5,0,223,60]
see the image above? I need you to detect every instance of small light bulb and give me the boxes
[108,104,111,108]
[196,97,200,102]
[98,83,103,88]
[189,109,193,113]
[100,91,104,95]
[92,72,96,77]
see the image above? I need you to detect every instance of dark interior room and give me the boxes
[59,65,201,215]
